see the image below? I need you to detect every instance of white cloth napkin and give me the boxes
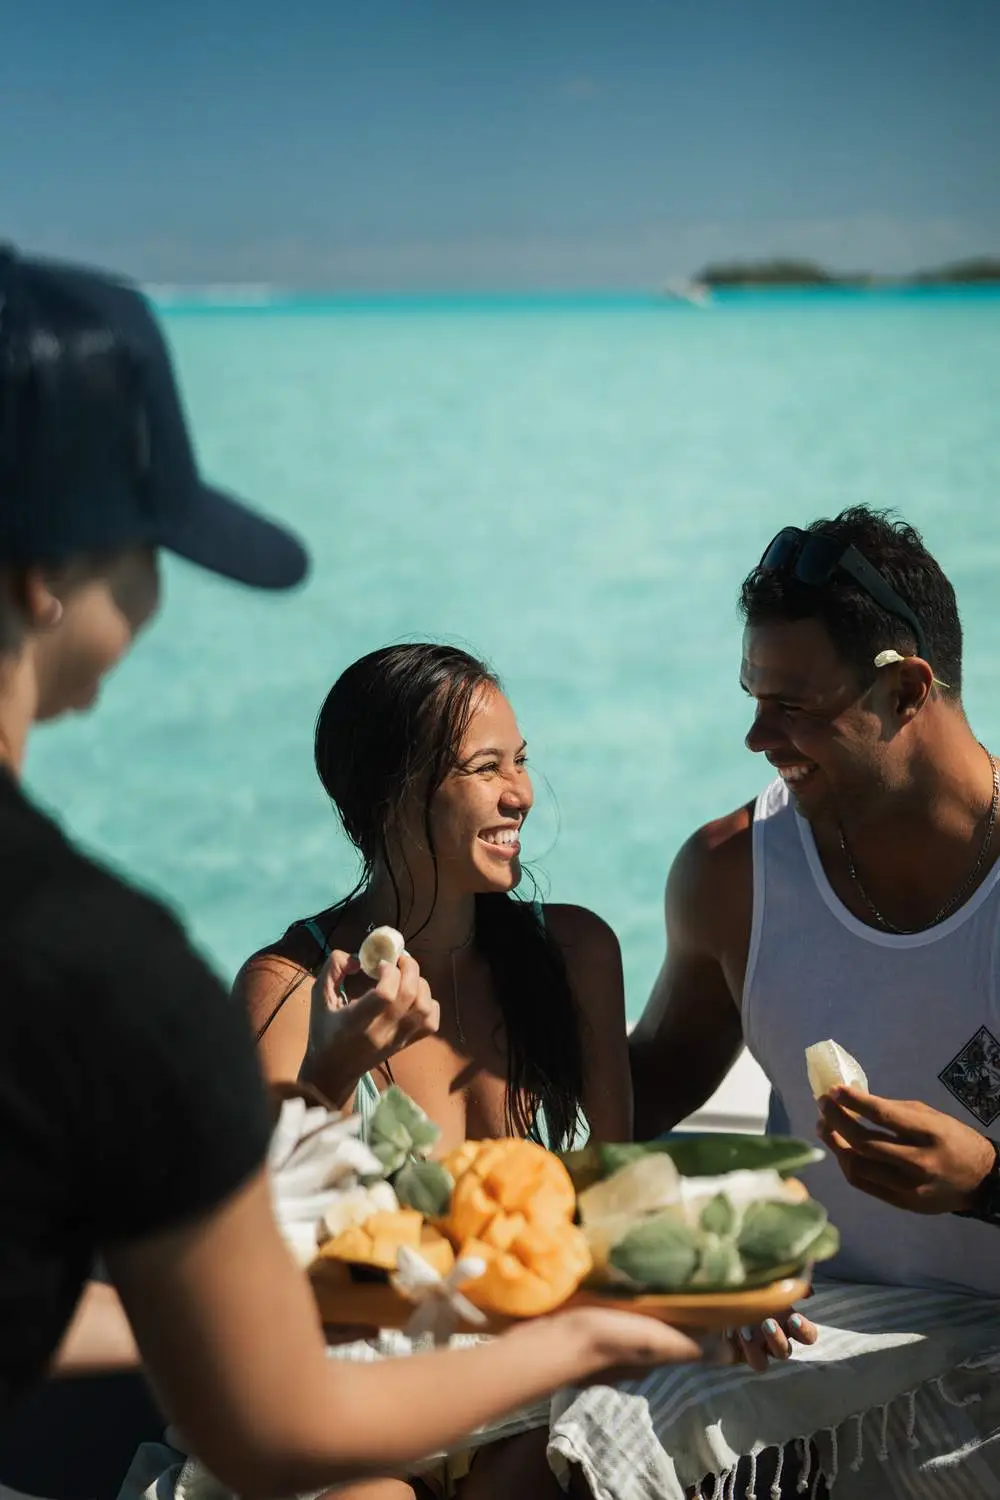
[268,1097,384,1266]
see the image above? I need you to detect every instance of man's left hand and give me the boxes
[818,1087,996,1214]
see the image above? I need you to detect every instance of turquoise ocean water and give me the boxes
[25,291,1000,1022]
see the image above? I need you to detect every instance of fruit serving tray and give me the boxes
[302,1118,833,1338]
[310,1259,812,1335]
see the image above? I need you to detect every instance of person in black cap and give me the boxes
[0,249,716,1496]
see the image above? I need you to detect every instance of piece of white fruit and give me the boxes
[578,1153,681,1227]
[678,1168,789,1214]
[320,1180,399,1239]
[581,1211,639,1270]
[805,1039,869,1100]
[358,925,406,979]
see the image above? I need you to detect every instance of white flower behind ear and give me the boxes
[874,649,906,669]
[392,1246,488,1345]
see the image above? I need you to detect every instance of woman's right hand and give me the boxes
[727,1307,818,1372]
[301,948,440,1106]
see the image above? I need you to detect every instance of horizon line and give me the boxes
[145,282,1000,311]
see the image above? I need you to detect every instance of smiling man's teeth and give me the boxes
[779,765,814,784]
[481,828,519,846]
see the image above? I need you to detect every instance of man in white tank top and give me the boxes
[632,505,1000,1292]
[582,506,1000,1497]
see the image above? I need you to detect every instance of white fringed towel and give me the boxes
[548,1278,1000,1498]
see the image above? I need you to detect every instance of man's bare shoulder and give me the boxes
[667,802,755,946]
[671,802,755,887]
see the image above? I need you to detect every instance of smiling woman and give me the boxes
[233,642,631,1500]
[235,642,631,1155]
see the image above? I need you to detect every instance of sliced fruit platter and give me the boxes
[273,1087,837,1340]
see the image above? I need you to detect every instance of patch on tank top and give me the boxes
[939,1026,1000,1126]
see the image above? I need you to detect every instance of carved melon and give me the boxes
[459,1220,592,1316]
[444,1138,577,1243]
[443,1139,590,1315]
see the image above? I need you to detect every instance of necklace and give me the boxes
[449,950,467,1046]
[838,748,1000,934]
[406,925,476,958]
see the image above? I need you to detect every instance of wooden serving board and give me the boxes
[565,1276,811,1330]
[311,1265,811,1336]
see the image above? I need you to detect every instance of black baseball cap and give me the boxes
[0,247,309,589]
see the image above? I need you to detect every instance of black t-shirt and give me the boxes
[0,770,273,1417]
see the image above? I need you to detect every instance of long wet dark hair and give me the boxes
[293,643,585,1148]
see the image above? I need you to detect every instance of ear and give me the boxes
[894,657,934,723]
[18,568,65,630]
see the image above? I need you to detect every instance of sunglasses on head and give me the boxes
[758,526,929,665]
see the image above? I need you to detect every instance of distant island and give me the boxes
[908,257,1000,285]
[688,256,1000,290]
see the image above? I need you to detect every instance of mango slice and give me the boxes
[319,1209,455,1276]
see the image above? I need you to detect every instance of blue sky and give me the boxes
[4,0,999,288]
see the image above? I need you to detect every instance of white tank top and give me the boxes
[743,776,1000,1295]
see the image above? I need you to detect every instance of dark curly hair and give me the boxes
[740,507,963,696]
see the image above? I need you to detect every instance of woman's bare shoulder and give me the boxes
[239,900,362,983]
[235,930,310,989]
[233,921,327,1026]
[540,902,620,957]
[538,904,624,1021]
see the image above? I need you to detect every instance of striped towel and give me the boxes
[547,1280,1000,1499]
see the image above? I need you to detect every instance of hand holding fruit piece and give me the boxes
[302,945,440,1108]
[818,1088,996,1215]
